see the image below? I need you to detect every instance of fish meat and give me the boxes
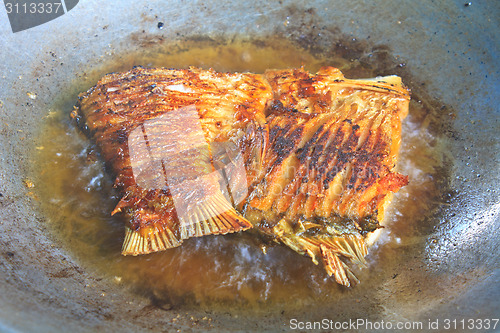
[73,66,409,286]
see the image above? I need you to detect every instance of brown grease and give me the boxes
[32,37,449,312]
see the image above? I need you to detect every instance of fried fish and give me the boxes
[73,66,409,286]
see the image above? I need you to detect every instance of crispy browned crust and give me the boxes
[74,66,410,286]
[247,67,409,228]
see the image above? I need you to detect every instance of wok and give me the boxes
[0,0,498,331]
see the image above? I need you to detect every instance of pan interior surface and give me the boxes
[0,1,498,332]
[33,37,447,311]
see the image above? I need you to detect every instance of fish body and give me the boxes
[73,66,409,286]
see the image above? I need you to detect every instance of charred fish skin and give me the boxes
[73,66,410,287]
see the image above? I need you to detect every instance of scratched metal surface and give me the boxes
[0,0,498,332]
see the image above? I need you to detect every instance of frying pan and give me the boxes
[0,0,498,331]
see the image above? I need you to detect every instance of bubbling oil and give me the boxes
[33,37,448,312]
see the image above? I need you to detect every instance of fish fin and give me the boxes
[319,244,361,287]
[177,190,253,240]
[122,224,182,256]
[319,244,352,286]
[265,218,366,287]
[323,234,368,267]
[121,190,251,255]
